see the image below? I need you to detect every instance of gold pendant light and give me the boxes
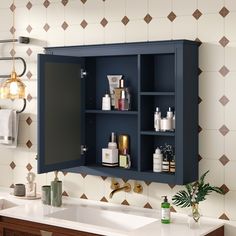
[0,0,26,99]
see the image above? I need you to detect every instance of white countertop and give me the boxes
[0,188,224,236]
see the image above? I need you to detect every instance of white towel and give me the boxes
[0,109,19,148]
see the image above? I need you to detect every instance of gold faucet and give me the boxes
[109,183,131,198]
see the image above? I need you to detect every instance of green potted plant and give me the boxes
[172,170,224,222]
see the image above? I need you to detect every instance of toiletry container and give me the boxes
[167,107,173,130]
[114,79,125,109]
[51,171,62,207]
[119,148,131,168]
[42,185,51,205]
[118,134,130,154]
[161,196,170,224]
[102,93,111,110]
[102,132,118,167]
[118,90,129,111]
[160,118,172,131]
[154,107,161,131]
[162,153,170,172]
[153,147,163,172]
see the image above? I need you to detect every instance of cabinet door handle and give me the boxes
[40,230,52,236]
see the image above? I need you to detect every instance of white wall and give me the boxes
[0,0,236,235]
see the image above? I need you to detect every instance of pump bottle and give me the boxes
[161,196,170,224]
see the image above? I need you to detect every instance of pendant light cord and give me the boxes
[12,0,15,72]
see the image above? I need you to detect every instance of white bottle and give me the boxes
[167,107,173,119]
[102,93,111,110]
[154,107,161,131]
[153,147,163,172]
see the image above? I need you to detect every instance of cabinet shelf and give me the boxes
[140,92,175,96]
[140,131,175,136]
[85,110,138,115]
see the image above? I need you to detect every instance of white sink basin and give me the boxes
[0,198,18,210]
[47,205,157,232]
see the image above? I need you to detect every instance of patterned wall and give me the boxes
[0,0,236,234]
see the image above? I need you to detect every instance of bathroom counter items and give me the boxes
[0,188,224,236]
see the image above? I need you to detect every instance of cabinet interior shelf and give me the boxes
[140,131,175,136]
[140,92,175,96]
[85,110,138,115]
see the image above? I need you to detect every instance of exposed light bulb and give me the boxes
[9,81,18,95]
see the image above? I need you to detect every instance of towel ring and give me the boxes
[16,98,26,114]
[0,57,26,78]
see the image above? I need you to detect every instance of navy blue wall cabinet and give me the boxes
[38,40,200,185]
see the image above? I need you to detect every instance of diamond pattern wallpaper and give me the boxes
[0,0,236,233]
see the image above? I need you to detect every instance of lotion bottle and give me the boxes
[161,196,170,224]
[153,147,163,172]
[154,107,161,131]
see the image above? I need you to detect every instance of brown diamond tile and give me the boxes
[192,9,202,20]
[62,171,68,176]
[62,191,69,196]
[43,0,50,8]
[170,206,177,212]
[100,197,108,202]
[219,36,229,47]
[26,117,32,125]
[144,203,152,209]
[121,200,130,206]
[81,173,87,178]
[26,48,32,56]
[144,14,152,24]
[26,25,32,33]
[10,26,16,34]
[195,38,202,44]
[219,95,229,106]
[43,23,50,32]
[219,155,230,166]
[198,154,203,162]
[61,0,68,6]
[61,21,69,30]
[80,20,88,29]
[168,184,176,189]
[81,0,87,4]
[10,4,16,12]
[10,49,16,57]
[198,96,202,104]
[219,7,229,17]
[220,184,229,194]
[100,18,108,27]
[10,184,15,188]
[121,16,129,26]
[198,125,202,133]
[145,181,152,186]
[26,1,32,10]
[219,213,230,220]
[27,93,33,102]
[198,67,202,75]
[219,125,229,136]
[167,11,177,22]
[10,161,16,169]
[80,193,88,199]
[26,163,33,171]
[26,70,32,79]
[219,66,230,77]
[26,140,33,149]
[101,176,107,181]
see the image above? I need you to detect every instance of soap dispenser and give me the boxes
[51,171,62,207]
[161,196,170,224]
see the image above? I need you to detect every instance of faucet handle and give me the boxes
[133,182,143,193]
[111,178,120,190]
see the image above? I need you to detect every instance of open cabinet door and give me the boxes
[37,54,85,173]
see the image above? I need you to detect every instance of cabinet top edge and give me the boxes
[45,39,201,51]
